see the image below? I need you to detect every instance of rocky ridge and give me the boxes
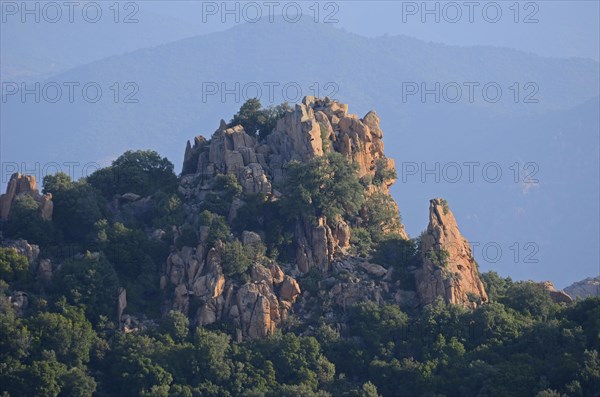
[564,276,600,299]
[161,237,301,340]
[161,97,490,338]
[181,96,406,273]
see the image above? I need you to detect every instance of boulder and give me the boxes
[251,264,273,284]
[10,291,28,314]
[117,288,127,320]
[242,231,262,245]
[268,263,285,285]
[121,192,141,202]
[172,284,189,314]
[540,281,573,304]
[37,258,52,283]
[280,276,301,302]
[358,262,388,277]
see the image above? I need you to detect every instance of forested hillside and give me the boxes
[1,98,598,397]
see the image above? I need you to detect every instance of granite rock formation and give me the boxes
[164,98,490,338]
[0,173,53,221]
[415,199,488,308]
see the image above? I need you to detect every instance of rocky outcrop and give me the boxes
[539,281,573,304]
[181,97,406,276]
[9,291,28,315]
[294,256,420,328]
[1,239,54,283]
[564,276,600,299]
[2,239,40,265]
[117,288,127,321]
[295,217,341,274]
[37,259,53,283]
[161,234,300,339]
[0,173,53,221]
[415,199,488,308]
[169,99,511,338]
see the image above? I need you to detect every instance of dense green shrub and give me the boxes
[87,150,177,199]
[372,157,396,186]
[361,192,403,244]
[221,239,265,277]
[350,227,373,257]
[0,247,30,284]
[4,194,58,245]
[55,252,119,322]
[198,210,231,248]
[2,127,599,397]
[43,173,105,244]
[229,98,291,140]
[176,224,198,250]
[501,281,559,318]
[282,152,364,223]
[199,174,243,216]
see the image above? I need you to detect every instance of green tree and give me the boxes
[58,367,97,397]
[43,173,104,244]
[54,252,119,322]
[372,237,417,289]
[372,157,396,186]
[0,247,30,283]
[230,98,263,137]
[348,302,409,350]
[221,240,265,277]
[481,271,513,302]
[161,311,190,343]
[108,334,174,396]
[87,150,177,199]
[193,328,232,383]
[151,192,184,229]
[362,192,403,243]
[368,357,431,397]
[232,193,267,234]
[42,172,72,194]
[0,309,30,362]
[95,221,166,316]
[4,194,56,244]
[282,152,364,223]
[502,282,558,318]
[230,99,291,140]
[360,381,381,397]
[349,227,373,257]
[175,224,198,250]
[579,349,600,394]
[250,333,335,390]
[469,302,521,345]
[198,210,231,248]
[28,307,95,367]
[200,174,243,216]
[21,352,67,397]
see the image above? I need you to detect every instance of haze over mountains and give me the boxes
[1,17,598,288]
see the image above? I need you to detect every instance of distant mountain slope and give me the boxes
[2,19,598,163]
[0,6,202,81]
[565,276,600,299]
